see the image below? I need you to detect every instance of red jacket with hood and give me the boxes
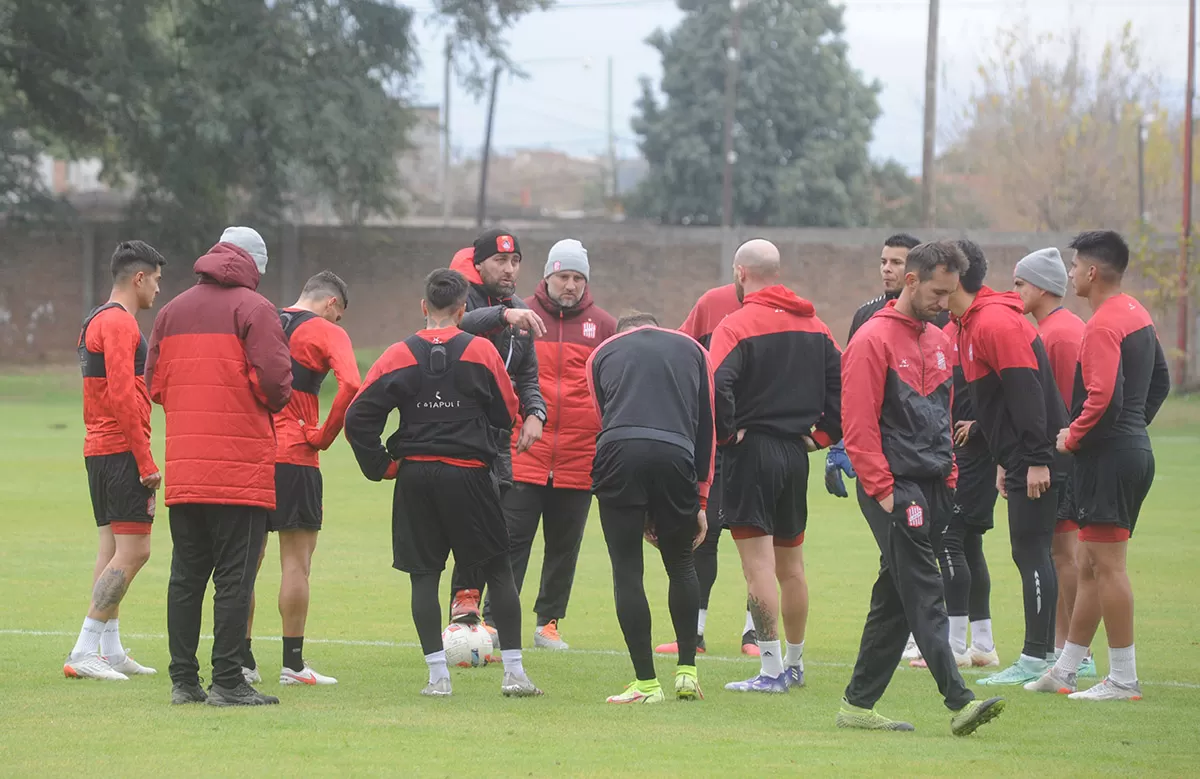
[512,280,617,489]
[145,243,293,509]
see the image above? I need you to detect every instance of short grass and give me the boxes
[1,370,1199,777]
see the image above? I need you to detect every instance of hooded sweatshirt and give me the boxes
[145,243,292,509]
[709,284,842,447]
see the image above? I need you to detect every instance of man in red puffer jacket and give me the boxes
[494,239,615,650]
[145,226,292,708]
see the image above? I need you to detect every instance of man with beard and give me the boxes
[447,229,548,630]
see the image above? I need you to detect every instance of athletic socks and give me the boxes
[1053,641,1089,676]
[425,650,449,683]
[697,608,708,636]
[784,640,805,671]
[72,617,105,657]
[1109,644,1137,684]
[949,616,969,655]
[100,618,124,658]
[743,611,755,634]
[501,649,525,677]
[970,619,994,652]
[244,637,257,671]
[758,639,783,677]
[283,636,305,672]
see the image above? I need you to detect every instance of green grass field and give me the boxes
[1,368,1198,777]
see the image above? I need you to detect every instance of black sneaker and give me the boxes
[205,681,281,707]
[171,681,208,705]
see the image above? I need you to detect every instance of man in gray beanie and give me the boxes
[220,226,269,276]
[1012,247,1094,677]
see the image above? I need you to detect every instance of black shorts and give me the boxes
[85,451,155,527]
[1056,468,1077,523]
[951,448,998,530]
[1074,446,1155,535]
[708,450,725,528]
[592,437,700,540]
[719,432,809,543]
[268,463,323,532]
[392,460,508,574]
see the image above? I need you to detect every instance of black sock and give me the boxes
[244,638,257,671]
[283,636,304,672]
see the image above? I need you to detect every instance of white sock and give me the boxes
[758,639,783,677]
[71,617,105,657]
[1054,641,1088,676]
[784,640,805,670]
[970,619,994,652]
[697,608,707,637]
[101,619,124,658]
[744,611,755,634]
[1109,644,1137,684]
[948,616,968,655]
[425,650,449,683]
[501,649,525,677]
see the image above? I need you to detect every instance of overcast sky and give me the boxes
[404,0,1182,172]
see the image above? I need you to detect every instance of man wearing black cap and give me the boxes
[447,228,548,628]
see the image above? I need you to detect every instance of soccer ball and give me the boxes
[442,623,494,668]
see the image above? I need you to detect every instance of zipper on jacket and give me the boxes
[548,308,564,483]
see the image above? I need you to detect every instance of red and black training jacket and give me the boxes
[709,285,841,448]
[842,301,957,500]
[941,319,990,460]
[344,327,519,480]
[955,286,1068,477]
[679,284,742,349]
[1065,293,1170,453]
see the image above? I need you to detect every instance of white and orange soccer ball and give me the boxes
[441,623,494,668]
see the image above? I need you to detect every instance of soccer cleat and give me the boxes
[63,652,128,681]
[280,664,337,685]
[976,656,1050,686]
[451,589,482,624]
[534,620,569,650]
[171,681,208,704]
[205,682,280,706]
[835,698,915,731]
[675,666,703,701]
[501,672,544,697]
[1068,677,1143,701]
[901,634,922,663]
[741,630,760,657]
[950,696,1006,736]
[655,636,707,655]
[1078,655,1099,678]
[607,680,664,704]
[1024,667,1077,694]
[785,665,805,688]
[107,651,156,676]
[912,650,973,669]
[242,666,262,684]
[970,645,1000,668]
[724,672,789,694]
[420,678,452,697]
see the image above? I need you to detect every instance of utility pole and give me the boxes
[720,0,746,283]
[476,64,502,229]
[1137,115,1147,225]
[1178,0,1195,388]
[607,56,618,214]
[920,0,940,228]
[441,37,452,227]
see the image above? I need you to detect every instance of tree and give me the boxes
[628,0,882,227]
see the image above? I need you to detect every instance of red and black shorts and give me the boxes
[268,463,323,532]
[85,451,155,534]
[1073,445,1155,541]
[720,432,809,547]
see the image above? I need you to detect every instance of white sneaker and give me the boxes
[280,664,338,685]
[242,666,262,684]
[970,645,1000,668]
[108,652,157,676]
[1068,677,1143,701]
[953,650,973,669]
[1024,667,1076,694]
[64,652,129,681]
[901,635,922,662]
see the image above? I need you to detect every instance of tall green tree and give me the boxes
[628,0,881,227]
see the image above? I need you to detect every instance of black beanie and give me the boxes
[473,228,521,265]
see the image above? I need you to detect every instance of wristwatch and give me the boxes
[528,408,547,424]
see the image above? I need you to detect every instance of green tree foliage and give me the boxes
[628,0,882,227]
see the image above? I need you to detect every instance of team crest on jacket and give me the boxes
[935,350,946,370]
[906,504,924,528]
[582,320,597,339]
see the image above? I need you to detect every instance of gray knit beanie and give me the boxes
[544,239,590,281]
[1014,247,1067,297]
[220,226,268,275]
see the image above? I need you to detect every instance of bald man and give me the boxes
[709,240,842,693]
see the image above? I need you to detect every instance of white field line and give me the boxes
[4,628,1197,689]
